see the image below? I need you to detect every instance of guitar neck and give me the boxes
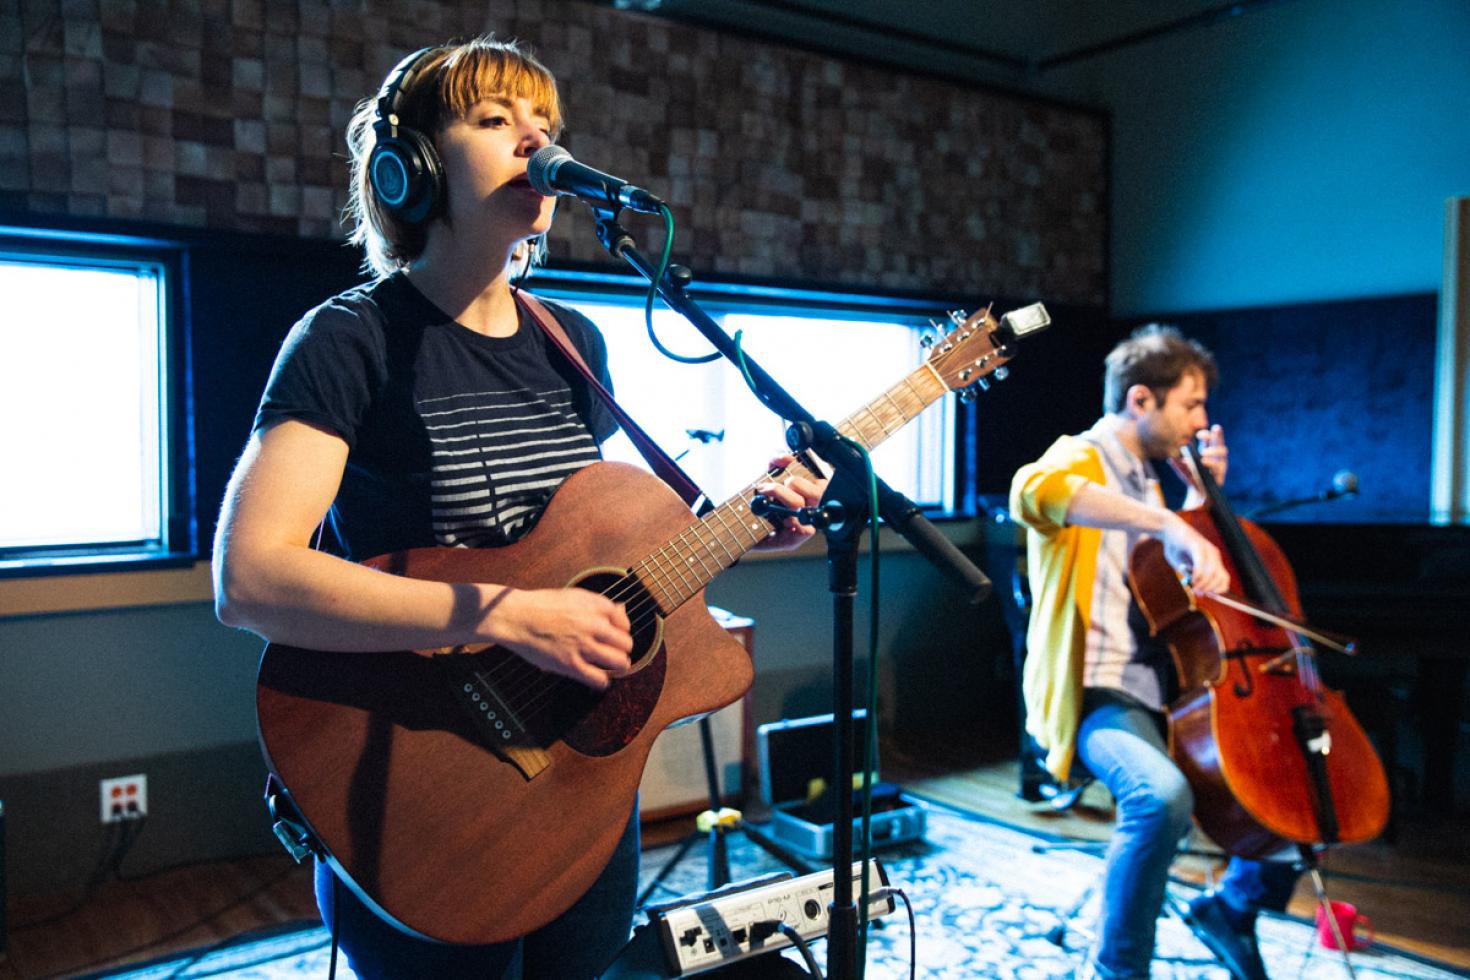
[632,356,953,614]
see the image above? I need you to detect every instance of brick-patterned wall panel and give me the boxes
[3,0,1106,303]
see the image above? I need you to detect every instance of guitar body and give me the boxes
[256,462,753,944]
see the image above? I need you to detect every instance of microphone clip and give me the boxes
[751,494,846,532]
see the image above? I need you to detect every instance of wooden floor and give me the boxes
[1,855,320,980]
[3,754,1467,978]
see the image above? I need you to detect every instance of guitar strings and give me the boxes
[484,525,744,718]
[464,465,800,723]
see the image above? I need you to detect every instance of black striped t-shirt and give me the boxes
[254,273,617,561]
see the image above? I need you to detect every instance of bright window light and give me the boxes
[0,257,167,553]
[563,300,954,511]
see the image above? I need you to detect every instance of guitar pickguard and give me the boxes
[437,568,668,778]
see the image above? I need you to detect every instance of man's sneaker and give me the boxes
[1182,891,1269,980]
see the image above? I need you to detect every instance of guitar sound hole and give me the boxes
[527,569,664,752]
[574,569,663,670]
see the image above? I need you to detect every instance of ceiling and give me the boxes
[603,0,1291,90]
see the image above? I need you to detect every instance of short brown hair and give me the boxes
[1102,324,1219,414]
[344,36,564,277]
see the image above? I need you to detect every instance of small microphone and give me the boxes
[1247,469,1360,519]
[526,145,665,215]
[1327,470,1359,499]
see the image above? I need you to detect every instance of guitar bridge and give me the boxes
[442,654,552,780]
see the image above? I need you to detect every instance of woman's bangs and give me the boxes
[440,47,562,135]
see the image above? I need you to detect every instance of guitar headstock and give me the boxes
[925,302,1050,398]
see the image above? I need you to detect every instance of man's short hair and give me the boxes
[344,36,564,278]
[1102,324,1219,414]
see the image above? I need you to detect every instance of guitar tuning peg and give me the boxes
[994,366,1009,382]
[956,387,977,403]
[974,377,991,393]
[947,309,969,326]
[920,332,937,350]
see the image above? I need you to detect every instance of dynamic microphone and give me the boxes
[526,145,665,215]
[1247,470,1360,519]
[1326,469,1359,499]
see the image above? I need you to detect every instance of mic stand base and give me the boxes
[636,717,814,911]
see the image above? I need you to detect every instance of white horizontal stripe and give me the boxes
[427,447,488,460]
[424,409,563,429]
[428,445,596,477]
[426,432,592,456]
[419,390,574,409]
[426,421,585,443]
[428,445,596,476]
[431,488,491,504]
[495,459,597,482]
[420,399,575,421]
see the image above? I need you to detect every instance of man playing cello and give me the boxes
[1009,325,1298,980]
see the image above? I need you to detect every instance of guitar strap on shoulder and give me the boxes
[516,290,710,514]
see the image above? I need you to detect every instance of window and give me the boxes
[539,281,958,514]
[0,235,188,574]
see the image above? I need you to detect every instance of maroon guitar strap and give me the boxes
[515,290,708,512]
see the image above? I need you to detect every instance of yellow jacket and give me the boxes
[1007,435,1106,783]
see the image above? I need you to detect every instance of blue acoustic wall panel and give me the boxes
[1146,293,1438,524]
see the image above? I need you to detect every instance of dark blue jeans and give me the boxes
[314,803,640,979]
[1077,691,1297,978]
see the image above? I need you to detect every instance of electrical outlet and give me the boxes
[99,774,147,823]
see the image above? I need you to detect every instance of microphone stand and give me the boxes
[586,207,992,979]
[1245,489,1356,520]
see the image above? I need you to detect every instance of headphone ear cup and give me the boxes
[368,127,443,226]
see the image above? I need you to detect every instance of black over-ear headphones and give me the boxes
[367,47,445,225]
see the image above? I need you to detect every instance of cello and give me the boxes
[1128,441,1390,858]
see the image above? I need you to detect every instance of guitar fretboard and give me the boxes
[631,358,953,614]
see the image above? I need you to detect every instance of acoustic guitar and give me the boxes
[255,303,1047,944]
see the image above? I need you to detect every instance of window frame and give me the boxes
[0,227,195,580]
[524,267,981,520]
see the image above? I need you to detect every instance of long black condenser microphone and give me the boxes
[526,145,666,214]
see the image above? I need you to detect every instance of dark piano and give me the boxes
[1263,521,1470,817]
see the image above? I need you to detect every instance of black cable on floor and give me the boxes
[776,923,823,978]
[9,817,139,931]
[34,863,300,980]
[884,887,917,980]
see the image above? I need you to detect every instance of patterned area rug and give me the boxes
[92,802,1463,979]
